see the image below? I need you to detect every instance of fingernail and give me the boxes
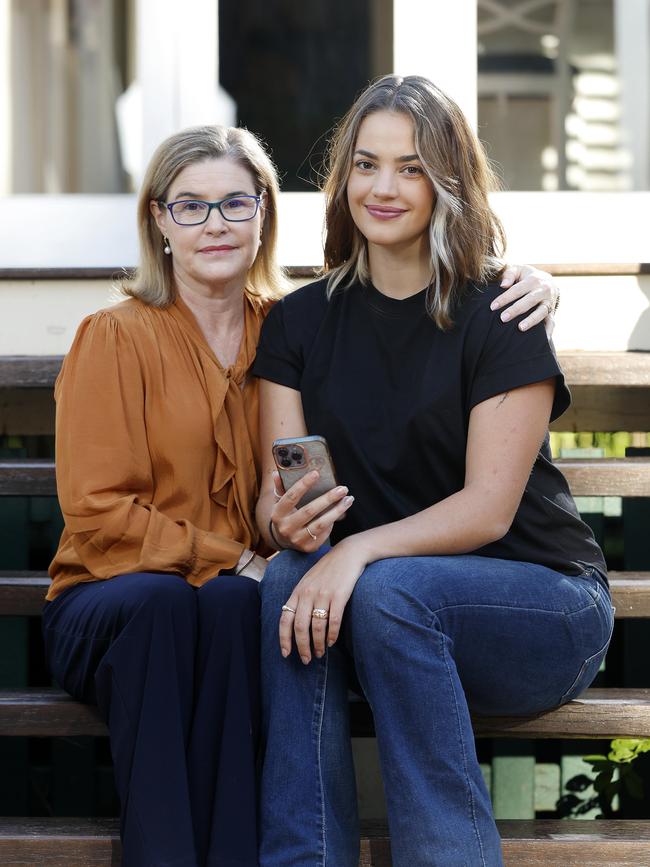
[315,650,323,658]
[327,639,335,647]
[490,301,499,310]
[500,311,510,322]
[281,648,289,658]
[344,496,354,506]
[301,655,310,665]
[519,322,528,331]
[335,486,348,495]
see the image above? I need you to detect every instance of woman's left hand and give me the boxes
[491,264,559,338]
[279,539,369,664]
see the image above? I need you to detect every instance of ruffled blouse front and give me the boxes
[47,293,270,600]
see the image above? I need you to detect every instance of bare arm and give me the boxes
[279,378,556,663]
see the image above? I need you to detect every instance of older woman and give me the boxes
[42,118,558,867]
[42,125,283,867]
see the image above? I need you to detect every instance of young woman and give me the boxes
[254,76,612,866]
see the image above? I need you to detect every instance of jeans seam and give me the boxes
[440,628,486,867]
[432,600,597,617]
[313,653,328,866]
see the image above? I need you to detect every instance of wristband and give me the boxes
[268,519,285,550]
[235,549,256,575]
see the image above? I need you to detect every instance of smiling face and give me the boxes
[346,110,435,260]
[151,156,265,298]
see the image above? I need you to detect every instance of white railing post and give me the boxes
[393,0,477,128]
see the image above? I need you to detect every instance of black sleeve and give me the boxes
[468,304,570,422]
[252,298,304,389]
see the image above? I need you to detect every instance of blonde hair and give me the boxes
[123,125,288,306]
[323,75,505,329]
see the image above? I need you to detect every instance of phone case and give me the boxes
[272,435,338,509]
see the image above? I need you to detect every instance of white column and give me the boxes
[127,0,235,183]
[614,0,650,190]
[0,0,10,194]
[393,0,477,128]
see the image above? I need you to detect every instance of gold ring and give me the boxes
[281,604,296,614]
[311,608,328,619]
[305,525,317,541]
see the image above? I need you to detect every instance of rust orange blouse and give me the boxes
[47,293,271,601]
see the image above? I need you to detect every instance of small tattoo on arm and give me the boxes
[496,392,510,407]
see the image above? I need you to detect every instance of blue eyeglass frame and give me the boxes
[161,194,262,225]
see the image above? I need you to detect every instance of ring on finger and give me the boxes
[311,607,329,619]
[305,525,317,541]
[281,604,296,614]
[541,300,553,316]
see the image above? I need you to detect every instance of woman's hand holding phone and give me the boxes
[269,469,354,552]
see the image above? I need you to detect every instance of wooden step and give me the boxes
[0,356,62,388]
[3,687,650,740]
[0,572,50,615]
[610,571,650,617]
[1,570,646,618]
[350,688,650,740]
[1,817,648,866]
[557,457,650,496]
[1,350,647,390]
[360,819,650,866]
[559,351,650,387]
[0,689,106,737]
[0,460,56,495]
[0,457,648,499]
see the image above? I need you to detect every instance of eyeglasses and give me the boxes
[162,195,262,225]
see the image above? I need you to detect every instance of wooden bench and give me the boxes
[1,347,650,864]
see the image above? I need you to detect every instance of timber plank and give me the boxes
[4,688,648,740]
[558,457,650,497]
[0,350,647,390]
[0,460,56,495]
[2,817,648,866]
[473,689,650,739]
[0,573,49,616]
[1,457,648,500]
[359,820,650,866]
[609,571,650,617]
[0,817,120,866]
[0,690,106,737]
[0,357,62,388]
[559,351,650,387]
[499,819,650,866]
[0,571,647,618]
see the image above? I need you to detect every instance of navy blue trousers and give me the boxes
[42,571,261,867]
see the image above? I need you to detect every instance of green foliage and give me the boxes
[557,739,650,818]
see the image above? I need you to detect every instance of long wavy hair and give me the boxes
[123,125,288,306]
[323,75,505,328]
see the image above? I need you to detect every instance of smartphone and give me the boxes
[272,435,338,509]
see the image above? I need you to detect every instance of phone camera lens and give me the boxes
[280,458,291,468]
[290,451,302,462]
[277,447,288,458]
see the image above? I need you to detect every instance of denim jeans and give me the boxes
[259,550,614,867]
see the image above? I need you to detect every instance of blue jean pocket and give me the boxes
[558,642,608,705]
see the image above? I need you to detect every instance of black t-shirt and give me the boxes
[253,276,606,578]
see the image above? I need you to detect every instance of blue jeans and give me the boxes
[259,550,614,867]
